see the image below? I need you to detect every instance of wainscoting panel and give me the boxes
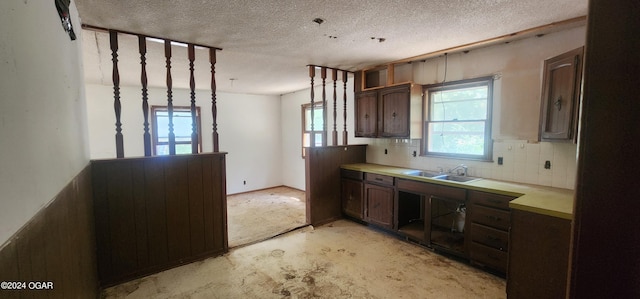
[91,153,228,287]
[0,165,99,298]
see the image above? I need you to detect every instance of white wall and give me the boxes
[280,78,358,190]
[0,1,90,245]
[85,84,282,194]
[363,27,586,189]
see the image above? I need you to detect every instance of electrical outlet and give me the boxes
[412,150,417,157]
[498,157,503,165]
[243,180,246,185]
[544,161,551,169]
[384,149,388,155]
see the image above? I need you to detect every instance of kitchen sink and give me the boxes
[404,170,481,183]
[432,175,481,183]
[403,170,443,178]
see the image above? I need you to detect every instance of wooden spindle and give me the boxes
[343,71,348,145]
[110,30,124,158]
[321,67,327,147]
[165,40,175,155]
[210,49,219,152]
[309,66,315,148]
[138,35,151,157]
[188,44,198,154]
[332,69,338,146]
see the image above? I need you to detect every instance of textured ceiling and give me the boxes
[75,0,588,95]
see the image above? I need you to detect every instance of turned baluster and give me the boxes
[321,67,327,147]
[164,40,175,155]
[210,49,219,152]
[332,69,338,146]
[343,71,348,145]
[188,44,198,154]
[110,30,124,158]
[309,66,315,148]
[138,35,151,156]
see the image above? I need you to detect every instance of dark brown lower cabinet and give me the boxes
[364,182,395,229]
[507,209,571,299]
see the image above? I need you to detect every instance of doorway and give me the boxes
[227,186,306,247]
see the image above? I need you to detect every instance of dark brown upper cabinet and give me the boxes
[355,90,379,137]
[355,84,422,138]
[539,47,584,142]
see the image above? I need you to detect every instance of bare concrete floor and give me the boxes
[227,186,306,247]
[103,220,506,298]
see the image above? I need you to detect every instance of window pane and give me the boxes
[428,121,486,155]
[431,86,488,121]
[304,106,324,131]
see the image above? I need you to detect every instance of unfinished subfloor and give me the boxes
[103,220,506,298]
[227,186,306,248]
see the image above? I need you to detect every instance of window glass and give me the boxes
[423,78,493,160]
[301,103,324,157]
[152,106,201,156]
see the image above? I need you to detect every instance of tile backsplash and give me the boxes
[365,139,577,190]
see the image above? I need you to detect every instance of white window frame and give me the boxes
[422,76,494,161]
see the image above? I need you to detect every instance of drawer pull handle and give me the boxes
[487,235,500,241]
[375,178,383,181]
[485,215,501,221]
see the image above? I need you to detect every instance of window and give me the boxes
[422,77,493,161]
[301,102,324,157]
[151,106,202,155]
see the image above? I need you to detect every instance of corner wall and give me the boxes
[0,0,91,247]
[0,1,98,297]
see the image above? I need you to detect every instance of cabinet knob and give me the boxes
[554,96,562,111]
[364,114,369,119]
[392,112,397,118]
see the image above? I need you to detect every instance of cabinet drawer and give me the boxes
[365,173,394,186]
[470,205,511,231]
[468,190,514,210]
[341,169,363,181]
[470,242,508,273]
[470,223,509,252]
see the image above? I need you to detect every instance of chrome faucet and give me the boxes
[449,164,468,176]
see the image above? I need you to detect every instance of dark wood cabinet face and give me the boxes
[355,91,378,137]
[341,178,363,219]
[355,84,410,138]
[540,47,583,142]
[507,210,571,299]
[467,190,514,274]
[364,183,395,229]
[379,86,410,137]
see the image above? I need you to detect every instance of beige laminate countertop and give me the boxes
[341,163,574,220]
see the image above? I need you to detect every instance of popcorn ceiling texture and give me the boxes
[75,0,588,95]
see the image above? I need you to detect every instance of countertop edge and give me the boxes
[341,163,574,220]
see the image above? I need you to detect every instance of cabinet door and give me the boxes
[355,91,378,137]
[364,183,394,229]
[507,210,571,299]
[379,85,410,137]
[540,47,583,142]
[341,178,363,219]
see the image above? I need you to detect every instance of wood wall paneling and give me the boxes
[92,153,228,287]
[0,165,99,298]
